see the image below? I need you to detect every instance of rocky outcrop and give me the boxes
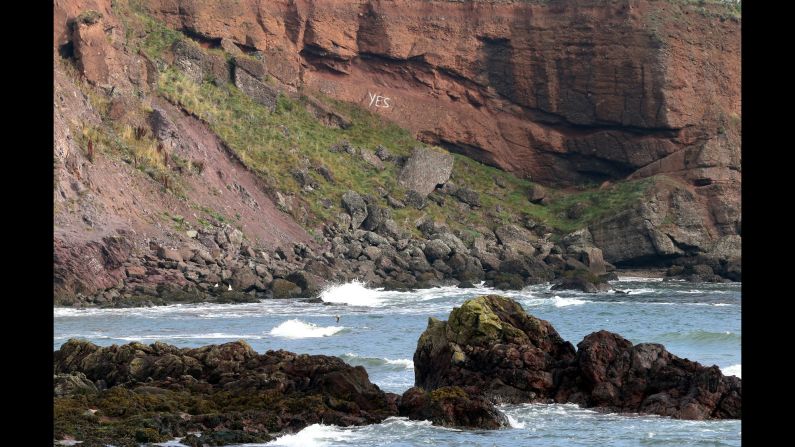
[413,295,577,403]
[413,295,741,420]
[54,339,400,445]
[589,177,740,280]
[557,330,742,419]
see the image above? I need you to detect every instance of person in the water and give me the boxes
[335,315,340,324]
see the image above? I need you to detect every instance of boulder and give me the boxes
[361,150,385,170]
[495,225,537,256]
[413,295,576,402]
[270,278,303,298]
[423,240,451,262]
[398,147,454,197]
[342,191,368,229]
[398,386,507,429]
[412,296,741,420]
[362,204,390,232]
[551,269,612,293]
[233,66,277,110]
[173,40,229,84]
[528,184,548,204]
[454,187,481,207]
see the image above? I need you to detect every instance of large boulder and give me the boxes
[342,191,368,229]
[413,295,576,403]
[234,67,278,110]
[398,147,454,197]
[551,269,612,293]
[495,225,537,256]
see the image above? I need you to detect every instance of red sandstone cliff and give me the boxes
[137,0,741,249]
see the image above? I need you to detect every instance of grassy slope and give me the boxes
[75,3,657,240]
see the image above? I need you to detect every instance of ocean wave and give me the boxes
[269,319,347,339]
[656,330,740,344]
[266,423,354,447]
[722,364,741,378]
[505,413,526,429]
[550,296,588,307]
[615,277,665,282]
[340,353,414,370]
[320,280,383,307]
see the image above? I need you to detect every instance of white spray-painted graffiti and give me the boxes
[367,92,391,108]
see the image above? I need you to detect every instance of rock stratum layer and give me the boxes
[413,295,741,420]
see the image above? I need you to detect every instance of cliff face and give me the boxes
[140,0,740,183]
[139,0,741,265]
[52,0,740,302]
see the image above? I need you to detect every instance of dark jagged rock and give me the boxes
[54,340,399,445]
[551,269,612,293]
[557,331,741,419]
[270,278,303,298]
[398,386,507,429]
[413,295,741,420]
[413,295,576,403]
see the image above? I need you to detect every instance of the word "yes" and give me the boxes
[367,92,391,108]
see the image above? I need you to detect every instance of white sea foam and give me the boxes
[320,280,383,306]
[722,364,742,378]
[615,276,665,282]
[385,358,414,368]
[266,423,353,447]
[269,319,346,339]
[551,296,588,307]
[506,413,526,429]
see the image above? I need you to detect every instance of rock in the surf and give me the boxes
[555,330,742,419]
[413,295,577,403]
[398,386,508,429]
[412,295,741,420]
[53,339,399,445]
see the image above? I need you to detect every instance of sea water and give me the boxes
[54,277,741,446]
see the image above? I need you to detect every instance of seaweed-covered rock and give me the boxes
[398,386,507,429]
[413,295,741,420]
[413,295,576,403]
[54,340,399,445]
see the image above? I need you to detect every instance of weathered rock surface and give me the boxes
[414,295,576,403]
[398,147,454,197]
[558,331,742,419]
[138,0,740,273]
[413,295,741,420]
[398,386,507,429]
[54,340,400,445]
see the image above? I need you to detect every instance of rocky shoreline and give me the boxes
[55,177,738,308]
[54,295,740,446]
